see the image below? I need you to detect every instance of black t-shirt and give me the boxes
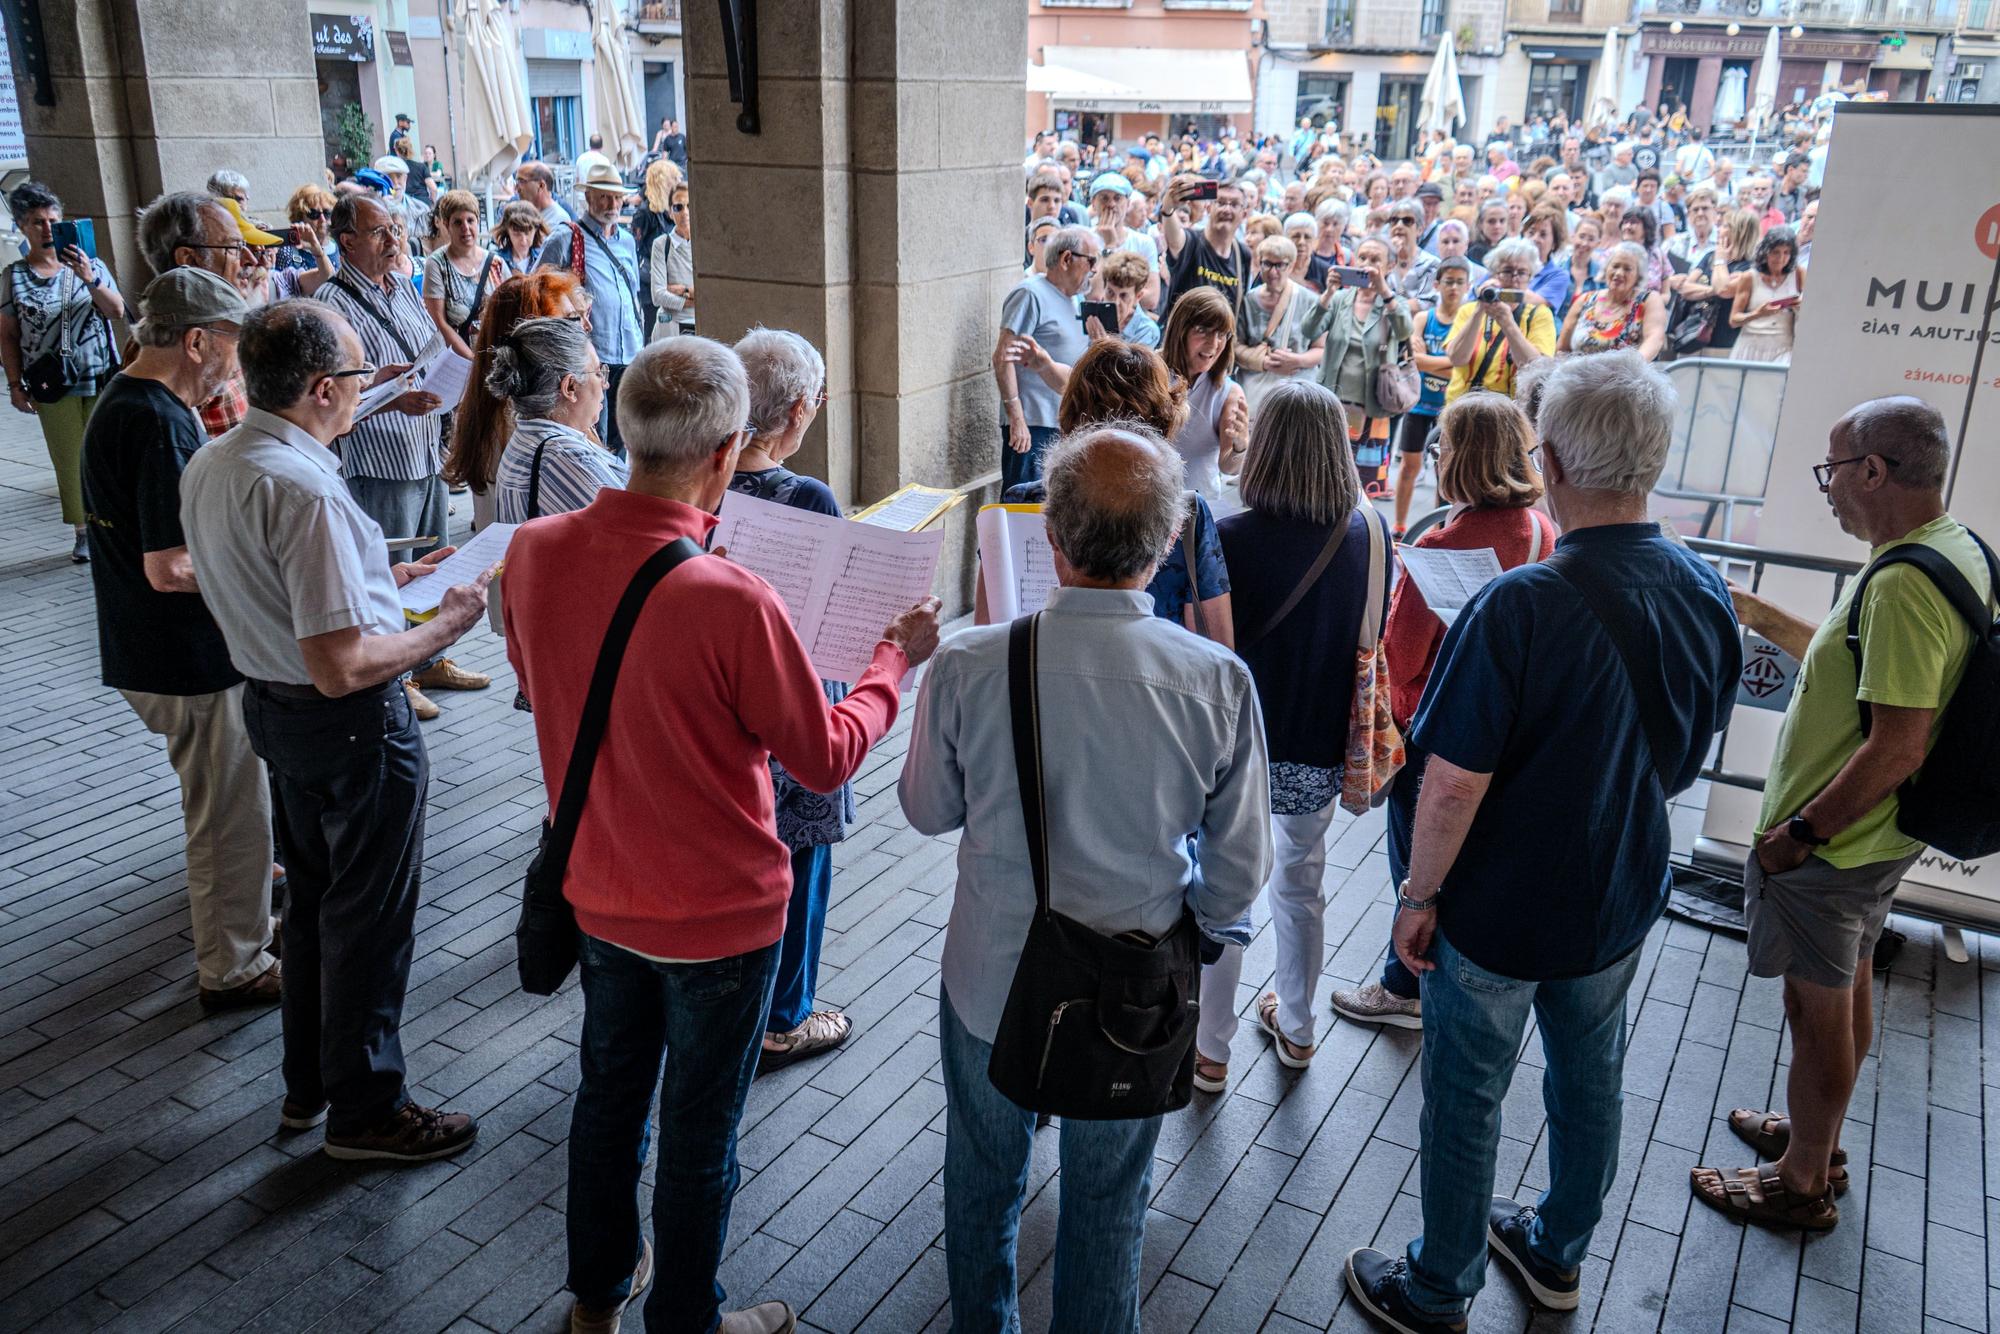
[1165,229,1250,326]
[81,374,242,696]
[1631,142,1662,174]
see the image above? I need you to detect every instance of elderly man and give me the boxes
[503,336,939,1334]
[316,193,487,718]
[901,423,1271,1334]
[1693,399,1992,1230]
[539,161,646,457]
[181,299,492,1161]
[371,155,429,253]
[1592,141,1638,201]
[206,169,251,207]
[81,268,280,1009]
[514,160,572,232]
[1160,173,1253,323]
[1708,153,1738,205]
[1346,352,1738,1332]
[139,190,253,438]
[993,225,1098,492]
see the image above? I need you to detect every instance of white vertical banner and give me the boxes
[1699,103,2000,923]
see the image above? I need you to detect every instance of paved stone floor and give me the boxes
[0,413,1993,1333]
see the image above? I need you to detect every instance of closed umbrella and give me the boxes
[1747,23,1783,159]
[1588,27,1622,130]
[450,0,532,184]
[1419,35,1465,138]
[591,3,647,167]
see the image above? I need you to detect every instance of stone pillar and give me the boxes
[684,0,1026,609]
[1691,56,1723,132]
[18,0,327,281]
[1643,56,1665,113]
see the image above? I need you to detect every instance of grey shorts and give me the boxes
[1743,849,1921,989]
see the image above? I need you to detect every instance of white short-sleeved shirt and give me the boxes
[1000,275,1088,430]
[180,408,408,685]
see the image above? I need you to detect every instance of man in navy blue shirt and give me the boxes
[1346,352,1739,1334]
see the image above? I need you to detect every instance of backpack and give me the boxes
[1846,526,2000,861]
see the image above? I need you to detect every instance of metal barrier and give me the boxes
[1657,356,1790,542]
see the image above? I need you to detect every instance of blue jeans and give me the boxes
[768,844,832,1033]
[1380,743,1428,1000]
[1000,424,1059,496]
[1404,931,1640,1319]
[566,933,780,1332]
[940,989,1161,1334]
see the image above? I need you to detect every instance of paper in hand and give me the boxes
[398,522,518,614]
[976,505,1058,620]
[1396,545,1504,627]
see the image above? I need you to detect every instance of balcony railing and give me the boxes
[631,0,681,31]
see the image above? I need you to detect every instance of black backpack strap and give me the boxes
[1008,613,1051,919]
[1469,315,1507,391]
[456,251,497,338]
[541,536,705,870]
[1545,550,1681,790]
[1845,529,2000,737]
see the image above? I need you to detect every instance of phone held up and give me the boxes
[1185,179,1220,202]
[51,219,98,261]
[1079,300,1120,337]
[1328,265,1374,290]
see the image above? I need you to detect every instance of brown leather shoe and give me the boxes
[413,658,491,691]
[717,1301,796,1334]
[569,1239,653,1333]
[403,679,441,721]
[199,961,282,1010]
[323,1102,478,1163]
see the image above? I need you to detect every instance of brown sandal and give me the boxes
[1193,1056,1229,1095]
[1257,993,1315,1069]
[1726,1109,1850,1196]
[1690,1164,1840,1231]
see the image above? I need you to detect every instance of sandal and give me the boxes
[1689,1164,1839,1231]
[1193,1055,1229,1095]
[1726,1109,1850,1196]
[1257,993,1315,1069]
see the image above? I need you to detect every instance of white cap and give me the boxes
[372,155,410,175]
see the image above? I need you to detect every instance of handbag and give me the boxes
[985,612,1204,1119]
[1372,327,1422,415]
[1339,509,1405,814]
[516,535,705,994]
[20,267,100,405]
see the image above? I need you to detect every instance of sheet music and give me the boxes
[419,344,474,416]
[715,491,943,684]
[398,522,517,614]
[355,365,422,421]
[853,485,959,532]
[1396,545,1503,626]
[976,504,1059,620]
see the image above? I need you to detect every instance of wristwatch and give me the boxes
[1395,879,1440,912]
[1786,814,1829,847]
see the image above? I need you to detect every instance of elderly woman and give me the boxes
[1431,219,1489,289]
[1619,208,1674,299]
[491,315,625,525]
[422,189,508,358]
[269,183,339,300]
[492,201,550,278]
[1730,224,1803,364]
[1161,287,1250,512]
[1300,234,1412,494]
[724,328,865,1071]
[1333,391,1558,1029]
[1282,211,1322,292]
[0,180,127,561]
[1311,198,1352,275]
[1524,204,1572,313]
[1445,237,1555,401]
[1238,236,1325,419]
[1193,380,1394,1087]
[1559,241,1667,360]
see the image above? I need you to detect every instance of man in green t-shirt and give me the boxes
[1692,397,1991,1232]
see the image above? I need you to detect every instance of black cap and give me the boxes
[1416,182,1444,200]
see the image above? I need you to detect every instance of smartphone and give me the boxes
[1767,296,1799,310]
[51,219,97,260]
[1329,265,1374,290]
[1186,180,1220,202]
[1079,300,1120,335]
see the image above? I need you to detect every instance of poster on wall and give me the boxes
[1698,102,2000,927]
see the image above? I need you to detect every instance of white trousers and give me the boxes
[1196,801,1339,1061]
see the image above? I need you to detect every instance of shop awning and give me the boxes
[1028,45,1254,114]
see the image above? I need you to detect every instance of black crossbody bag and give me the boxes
[516,536,704,994]
[986,612,1203,1119]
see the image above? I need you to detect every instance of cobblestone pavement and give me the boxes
[0,413,1991,1332]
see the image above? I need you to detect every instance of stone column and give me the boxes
[17,0,327,281]
[684,0,1025,609]
[1691,56,1723,132]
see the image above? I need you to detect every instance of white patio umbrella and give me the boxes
[1587,27,1623,130]
[450,0,533,184]
[1746,23,1784,159]
[1419,35,1465,138]
[591,3,647,167]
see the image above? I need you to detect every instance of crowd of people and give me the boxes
[13,92,1991,1334]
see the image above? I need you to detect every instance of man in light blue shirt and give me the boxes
[539,162,644,456]
[900,422,1272,1334]
[992,226,1097,492]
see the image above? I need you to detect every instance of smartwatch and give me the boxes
[1786,814,1829,847]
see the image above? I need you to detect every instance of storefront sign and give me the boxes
[310,12,375,63]
[1641,29,1878,62]
[0,18,25,164]
[1062,98,1249,114]
[386,29,412,66]
[1700,104,2000,910]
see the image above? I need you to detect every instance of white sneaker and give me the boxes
[1330,981,1423,1030]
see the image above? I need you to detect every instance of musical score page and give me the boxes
[715,490,943,683]
[975,504,1058,620]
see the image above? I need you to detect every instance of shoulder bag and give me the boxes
[455,250,500,340]
[1373,321,1422,415]
[20,267,106,404]
[516,535,705,994]
[1339,509,1405,813]
[1238,512,1351,650]
[985,612,1204,1119]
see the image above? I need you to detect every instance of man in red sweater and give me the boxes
[503,335,940,1334]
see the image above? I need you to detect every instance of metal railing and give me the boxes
[1656,355,1789,543]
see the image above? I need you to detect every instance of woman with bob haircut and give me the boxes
[1160,286,1250,511]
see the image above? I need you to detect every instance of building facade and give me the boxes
[1491,0,1635,129]
[1260,0,1508,157]
[1026,0,1266,146]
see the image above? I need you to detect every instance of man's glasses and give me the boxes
[324,363,377,382]
[183,242,250,253]
[1813,454,1899,490]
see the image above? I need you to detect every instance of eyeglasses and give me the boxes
[812,385,829,409]
[1813,454,1899,490]
[1258,259,1288,270]
[324,363,377,383]
[182,242,250,253]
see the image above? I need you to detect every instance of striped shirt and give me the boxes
[317,268,443,482]
[494,418,628,524]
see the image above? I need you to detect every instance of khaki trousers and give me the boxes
[120,683,276,989]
